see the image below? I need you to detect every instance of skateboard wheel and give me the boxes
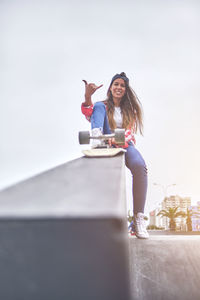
[79,131,90,144]
[114,129,125,145]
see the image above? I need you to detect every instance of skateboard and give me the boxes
[79,128,125,146]
[82,148,126,157]
[78,129,126,157]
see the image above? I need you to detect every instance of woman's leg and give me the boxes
[125,143,149,238]
[91,102,111,134]
[125,143,148,214]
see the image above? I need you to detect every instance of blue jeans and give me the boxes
[91,102,148,214]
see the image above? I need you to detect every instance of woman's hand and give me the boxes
[108,138,116,147]
[82,80,103,106]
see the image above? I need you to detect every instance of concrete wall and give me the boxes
[0,154,131,300]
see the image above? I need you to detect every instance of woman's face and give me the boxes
[110,78,126,101]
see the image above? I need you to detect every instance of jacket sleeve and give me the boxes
[81,103,94,122]
[124,129,136,146]
[122,122,136,148]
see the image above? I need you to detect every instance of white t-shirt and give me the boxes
[114,107,123,128]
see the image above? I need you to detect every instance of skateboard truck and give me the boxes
[78,129,125,146]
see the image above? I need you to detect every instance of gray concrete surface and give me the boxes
[0,155,126,219]
[129,234,200,300]
[0,154,131,300]
[3,154,199,300]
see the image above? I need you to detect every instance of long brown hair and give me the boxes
[105,73,144,134]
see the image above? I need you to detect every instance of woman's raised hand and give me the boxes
[83,80,103,97]
[82,80,103,106]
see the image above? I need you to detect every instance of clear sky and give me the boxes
[1,0,200,213]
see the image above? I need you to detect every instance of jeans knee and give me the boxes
[128,160,148,175]
[144,164,148,175]
[94,101,106,111]
[138,161,148,174]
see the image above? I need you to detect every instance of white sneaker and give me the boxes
[134,212,149,239]
[91,128,103,148]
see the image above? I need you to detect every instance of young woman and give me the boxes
[81,72,149,239]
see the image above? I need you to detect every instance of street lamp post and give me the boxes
[153,183,177,229]
[153,183,177,199]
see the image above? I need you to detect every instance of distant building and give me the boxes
[189,201,200,231]
[162,195,191,211]
[150,195,191,230]
[149,208,163,228]
[161,195,191,230]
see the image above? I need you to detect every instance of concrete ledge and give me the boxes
[0,156,126,219]
[0,155,131,300]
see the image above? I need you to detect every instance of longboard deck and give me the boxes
[82,148,126,157]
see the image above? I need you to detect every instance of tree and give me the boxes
[185,208,193,231]
[157,206,185,231]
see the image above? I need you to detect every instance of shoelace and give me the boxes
[135,216,146,232]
